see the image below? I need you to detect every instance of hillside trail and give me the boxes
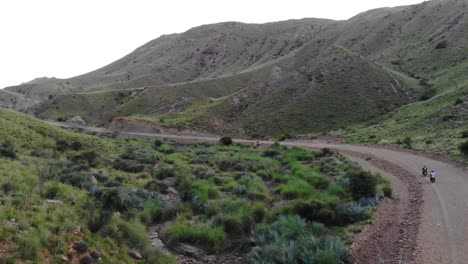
[46,122,468,263]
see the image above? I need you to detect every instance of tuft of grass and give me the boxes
[165,221,226,252]
[382,184,393,198]
[247,215,349,263]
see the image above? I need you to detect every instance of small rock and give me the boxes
[128,250,143,260]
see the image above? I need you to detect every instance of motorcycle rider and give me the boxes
[422,165,428,176]
[430,170,437,182]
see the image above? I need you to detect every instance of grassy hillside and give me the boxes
[338,61,468,159]
[2,0,467,142]
[0,108,390,263]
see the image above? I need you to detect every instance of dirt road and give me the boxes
[47,123,468,264]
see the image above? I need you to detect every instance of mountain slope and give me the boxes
[2,0,467,137]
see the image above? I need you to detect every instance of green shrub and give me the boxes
[43,182,63,199]
[315,148,332,158]
[154,165,175,179]
[18,231,43,260]
[251,202,268,223]
[31,148,55,158]
[104,217,149,250]
[71,141,83,151]
[276,178,314,199]
[278,133,292,141]
[328,183,347,199]
[460,141,468,156]
[262,149,281,158]
[276,178,333,201]
[347,170,377,199]
[461,131,468,139]
[71,150,98,166]
[278,199,338,225]
[154,139,163,148]
[207,199,257,232]
[419,87,436,101]
[219,136,233,146]
[455,98,464,105]
[435,40,447,49]
[121,146,157,164]
[402,136,412,148]
[1,182,17,194]
[0,141,16,159]
[87,208,112,233]
[165,221,226,252]
[382,184,393,198]
[145,248,176,264]
[73,241,89,253]
[56,139,71,152]
[336,202,368,224]
[192,180,220,201]
[247,215,348,263]
[113,158,145,173]
[79,256,93,264]
[100,188,128,211]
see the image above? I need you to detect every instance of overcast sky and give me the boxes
[0,0,426,89]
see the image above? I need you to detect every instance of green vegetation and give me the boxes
[247,215,348,263]
[339,63,468,160]
[163,221,226,252]
[0,108,390,262]
[0,109,172,263]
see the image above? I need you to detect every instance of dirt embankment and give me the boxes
[108,118,217,137]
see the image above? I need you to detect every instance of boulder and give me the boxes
[67,116,86,126]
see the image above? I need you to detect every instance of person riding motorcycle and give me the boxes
[430,170,437,183]
[422,165,428,176]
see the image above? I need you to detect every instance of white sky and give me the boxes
[0,0,425,89]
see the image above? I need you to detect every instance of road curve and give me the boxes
[48,122,468,264]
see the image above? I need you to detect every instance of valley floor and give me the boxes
[67,123,467,264]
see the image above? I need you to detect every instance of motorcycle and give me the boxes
[422,170,427,177]
[430,175,436,183]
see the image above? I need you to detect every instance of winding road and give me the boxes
[49,121,468,264]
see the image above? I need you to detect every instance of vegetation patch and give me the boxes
[0,108,387,262]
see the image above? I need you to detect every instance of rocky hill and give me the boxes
[2,0,467,137]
